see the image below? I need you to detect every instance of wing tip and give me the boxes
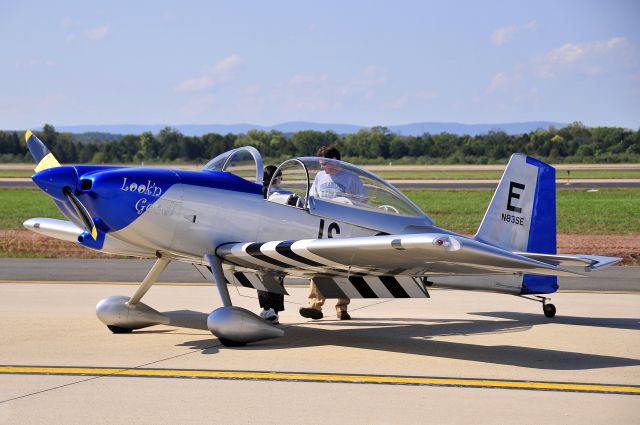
[25,129,33,143]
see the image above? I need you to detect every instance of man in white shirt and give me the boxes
[309,158,367,204]
[299,146,365,321]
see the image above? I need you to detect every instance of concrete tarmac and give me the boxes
[1,258,638,292]
[0,276,638,423]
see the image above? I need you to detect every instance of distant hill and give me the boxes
[53,121,567,137]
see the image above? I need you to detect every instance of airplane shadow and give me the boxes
[162,309,640,370]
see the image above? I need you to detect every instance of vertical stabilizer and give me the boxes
[475,154,556,254]
[474,154,557,294]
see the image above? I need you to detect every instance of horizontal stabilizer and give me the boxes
[516,252,622,271]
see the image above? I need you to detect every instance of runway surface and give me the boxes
[1,258,638,292]
[0,264,639,423]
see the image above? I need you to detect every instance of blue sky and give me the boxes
[1,0,638,129]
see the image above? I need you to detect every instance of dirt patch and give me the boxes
[557,234,640,265]
[1,230,638,264]
[0,230,118,259]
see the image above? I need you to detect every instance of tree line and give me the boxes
[1,123,639,165]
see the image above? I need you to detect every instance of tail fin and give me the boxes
[475,154,557,295]
[475,154,556,255]
[25,130,61,172]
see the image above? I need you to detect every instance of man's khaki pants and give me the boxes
[307,279,350,313]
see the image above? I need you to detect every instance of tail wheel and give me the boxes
[543,303,556,318]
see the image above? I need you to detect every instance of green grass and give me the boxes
[0,169,34,178]
[3,188,639,234]
[375,169,640,180]
[407,188,640,234]
[0,189,64,229]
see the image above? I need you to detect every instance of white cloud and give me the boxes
[604,37,625,49]
[175,76,215,92]
[547,43,585,64]
[491,25,518,46]
[490,21,538,46]
[209,54,241,78]
[486,71,509,93]
[84,25,109,41]
[175,54,242,92]
[535,37,626,78]
[62,16,73,27]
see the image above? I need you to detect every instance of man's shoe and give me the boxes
[299,307,323,320]
[338,311,351,320]
[261,308,277,321]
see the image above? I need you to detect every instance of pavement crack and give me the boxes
[0,341,223,405]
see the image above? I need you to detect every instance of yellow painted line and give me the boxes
[0,366,638,395]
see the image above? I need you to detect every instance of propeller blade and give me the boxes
[25,130,61,172]
[63,187,98,240]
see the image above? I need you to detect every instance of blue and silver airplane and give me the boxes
[23,130,621,346]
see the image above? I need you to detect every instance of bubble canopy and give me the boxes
[269,157,426,218]
[203,147,428,219]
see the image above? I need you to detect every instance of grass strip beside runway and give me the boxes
[3,188,640,233]
[1,366,638,395]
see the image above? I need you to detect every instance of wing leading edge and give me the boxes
[216,233,582,278]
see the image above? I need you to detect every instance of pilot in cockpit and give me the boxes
[300,146,362,321]
[309,146,368,205]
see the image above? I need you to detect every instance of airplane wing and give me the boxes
[23,217,83,242]
[216,233,583,279]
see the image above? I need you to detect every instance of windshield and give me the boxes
[202,146,263,184]
[296,157,424,217]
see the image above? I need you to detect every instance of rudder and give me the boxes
[474,154,557,294]
[475,153,556,254]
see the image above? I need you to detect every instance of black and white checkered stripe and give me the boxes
[312,275,429,299]
[217,240,428,299]
[218,240,367,273]
[222,269,288,295]
[223,269,427,299]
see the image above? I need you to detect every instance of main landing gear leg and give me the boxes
[520,295,557,318]
[205,254,284,347]
[96,253,172,332]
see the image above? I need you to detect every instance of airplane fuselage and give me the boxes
[35,165,434,263]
